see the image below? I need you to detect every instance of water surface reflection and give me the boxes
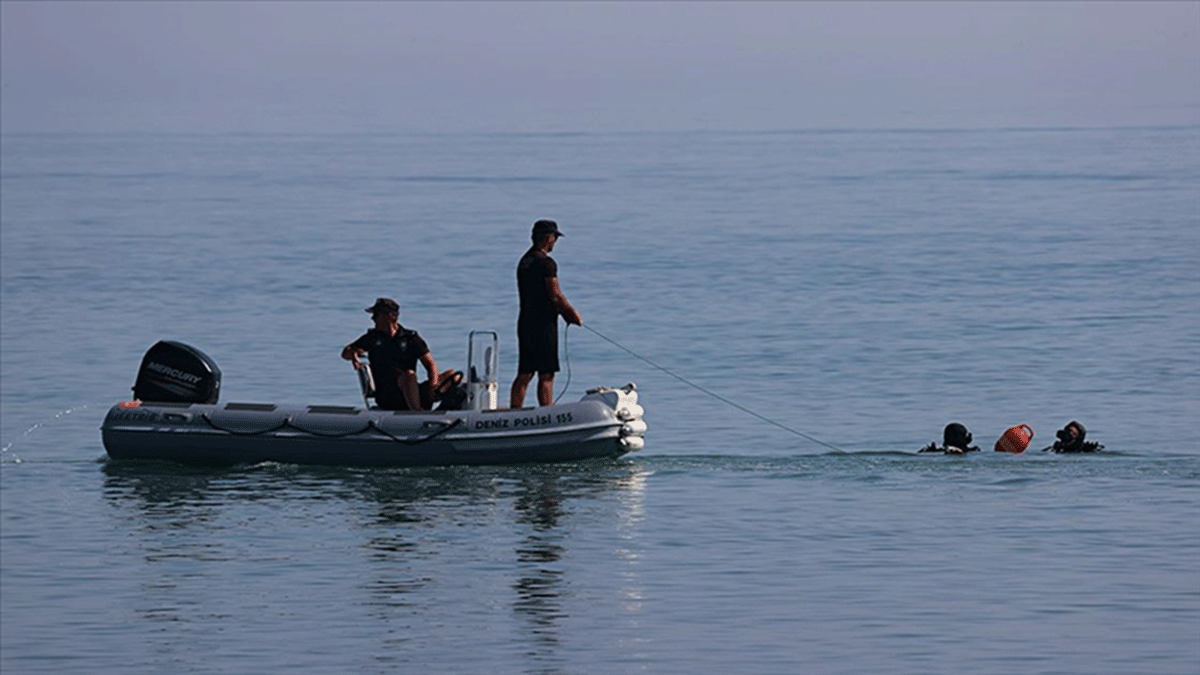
[101,458,651,669]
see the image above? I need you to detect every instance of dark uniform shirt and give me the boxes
[517,248,558,325]
[350,326,429,410]
[516,247,561,373]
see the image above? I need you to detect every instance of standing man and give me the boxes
[342,297,458,411]
[510,219,582,408]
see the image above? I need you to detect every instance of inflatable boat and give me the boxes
[101,333,646,467]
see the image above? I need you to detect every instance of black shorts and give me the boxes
[374,388,407,411]
[517,319,559,374]
[374,379,436,411]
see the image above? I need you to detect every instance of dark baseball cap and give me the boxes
[365,297,399,314]
[532,219,564,239]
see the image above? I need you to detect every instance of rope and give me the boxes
[579,323,847,453]
[201,413,292,436]
[369,418,464,446]
[288,420,374,438]
[554,324,573,404]
[200,412,463,445]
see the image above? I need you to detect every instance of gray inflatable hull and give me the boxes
[102,385,645,468]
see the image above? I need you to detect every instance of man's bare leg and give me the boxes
[537,373,554,407]
[510,371,534,408]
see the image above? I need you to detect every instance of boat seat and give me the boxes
[355,360,464,411]
[356,362,376,409]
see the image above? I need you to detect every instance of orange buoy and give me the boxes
[995,424,1034,453]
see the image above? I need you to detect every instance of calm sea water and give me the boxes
[2,127,1198,674]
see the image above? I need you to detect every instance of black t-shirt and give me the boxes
[516,247,558,326]
[350,327,429,406]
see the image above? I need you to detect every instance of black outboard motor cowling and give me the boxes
[132,341,221,404]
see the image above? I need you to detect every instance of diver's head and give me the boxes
[1056,420,1087,447]
[943,422,972,449]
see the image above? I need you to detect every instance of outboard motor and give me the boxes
[132,340,221,404]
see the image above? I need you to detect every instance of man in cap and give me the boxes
[510,219,583,408]
[342,298,459,411]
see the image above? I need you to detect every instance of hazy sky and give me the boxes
[2,1,1197,132]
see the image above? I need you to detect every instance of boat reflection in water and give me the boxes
[100,458,652,666]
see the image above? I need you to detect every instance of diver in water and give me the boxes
[920,422,981,454]
[1048,420,1104,453]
